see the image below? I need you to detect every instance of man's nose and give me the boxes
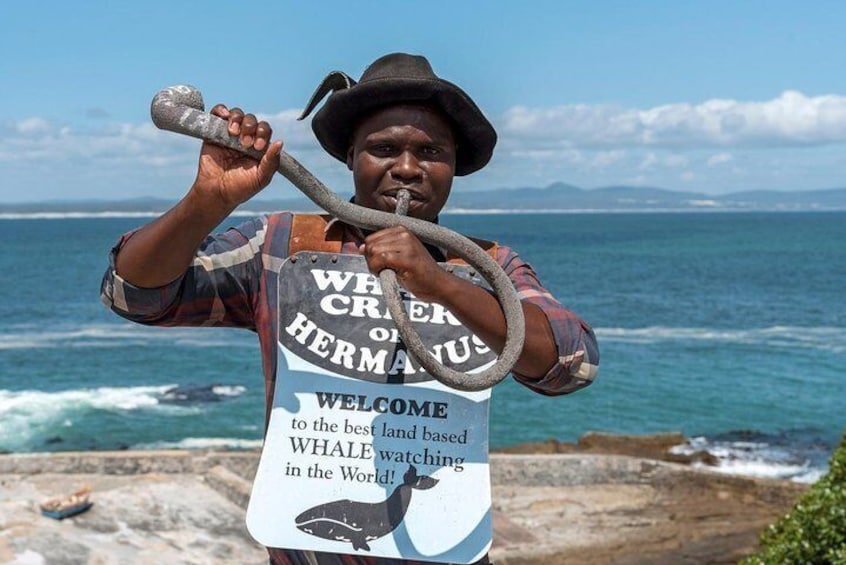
[390,150,423,183]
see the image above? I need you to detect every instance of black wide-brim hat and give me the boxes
[298,53,497,176]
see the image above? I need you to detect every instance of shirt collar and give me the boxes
[325,214,446,262]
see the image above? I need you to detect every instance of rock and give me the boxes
[577,431,687,455]
[9,532,90,565]
[665,449,721,466]
[494,432,704,466]
[73,510,120,533]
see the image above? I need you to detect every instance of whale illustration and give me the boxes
[294,464,438,551]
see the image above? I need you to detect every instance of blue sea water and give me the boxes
[1,212,844,482]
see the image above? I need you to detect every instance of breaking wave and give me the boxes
[670,430,833,483]
[596,325,846,353]
[6,324,842,353]
[0,210,280,220]
[133,437,263,450]
[0,384,246,451]
[0,323,255,350]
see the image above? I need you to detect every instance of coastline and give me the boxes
[3,207,846,220]
[0,446,807,564]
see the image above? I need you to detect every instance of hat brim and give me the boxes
[311,77,497,176]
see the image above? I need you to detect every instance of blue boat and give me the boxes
[40,489,93,520]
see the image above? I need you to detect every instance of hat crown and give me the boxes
[307,52,497,176]
[360,53,436,83]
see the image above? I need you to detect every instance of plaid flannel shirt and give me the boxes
[100,211,599,565]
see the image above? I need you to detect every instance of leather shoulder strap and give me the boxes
[288,214,499,266]
[288,214,344,256]
[445,237,499,265]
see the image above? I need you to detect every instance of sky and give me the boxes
[2,0,846,203]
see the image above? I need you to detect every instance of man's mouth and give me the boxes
[381,189,425,211]
[382,188,423,200]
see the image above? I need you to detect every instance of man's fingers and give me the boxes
[228,107,245,135]
[211,105,273,150]
[257,140,283,180]
[210,104,229,118]
[238,114,261,148]
[240,114,258,133]
[363,227,419,270]
[364,226,408,245]
[254,121,272,151]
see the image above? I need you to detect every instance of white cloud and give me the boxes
[638,152,687,170]
[16,117,50,135]
[258,110,319,151]
[0,109,352,202]
[509,147,584,165]
[639,152,659,171]
[2,119,187,165]
[500,91,846,149]
[589,150,626,168]
[4,94,846,201]
[664,154,689,168]
[707,152,734,167]
[1,110,325,166]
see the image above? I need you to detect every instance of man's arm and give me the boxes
[114,106,282,288]
[425,270,558,378]
[361,226,599,385]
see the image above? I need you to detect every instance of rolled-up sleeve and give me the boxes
[498,247,600,395]
[100,216,268,329]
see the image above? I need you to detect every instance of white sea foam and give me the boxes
[5,323,843,352]
[596,325,846,353]
[211,385,246,397]
[0,210,295,221]
[0,323,254,350]
[0,385,175,450]
[670,435,829,483]
[133,437,263,450]
[0,212,163,220]
[0,383,249,451]
[708,459,817,482]
[0,210,269,220]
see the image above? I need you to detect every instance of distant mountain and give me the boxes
[445,184,846,212]
[3,185,846,214]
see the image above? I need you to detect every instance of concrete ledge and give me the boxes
[0,450,807,564]
[205,464,254,509]
[0,450,670,483]
[489,453,665,486]
[0,450,805,495]
[0,450,260,477]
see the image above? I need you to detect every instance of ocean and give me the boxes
[1,211,844,483]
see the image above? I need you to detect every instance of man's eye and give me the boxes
[420,146,441,156]
[371,144,394,154]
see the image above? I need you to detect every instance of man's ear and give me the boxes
[346,146,354,171]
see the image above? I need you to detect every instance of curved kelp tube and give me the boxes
[294,465,438,551]
[151,85,525,391]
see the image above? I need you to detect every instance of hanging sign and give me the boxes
[246,252,496,563]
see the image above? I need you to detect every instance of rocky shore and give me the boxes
[0,436,809,564]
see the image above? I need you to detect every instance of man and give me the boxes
[102,53,599,565]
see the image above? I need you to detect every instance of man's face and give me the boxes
[347,105,456,221]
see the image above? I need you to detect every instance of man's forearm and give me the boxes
[434,274,558,379]
[114,189,235,288]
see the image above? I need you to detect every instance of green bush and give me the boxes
[741,431,846,564]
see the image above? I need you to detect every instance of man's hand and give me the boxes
[191,104,283,214]
[361,226,450,303]
[115,103,282,289]
[362,226,558,379]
